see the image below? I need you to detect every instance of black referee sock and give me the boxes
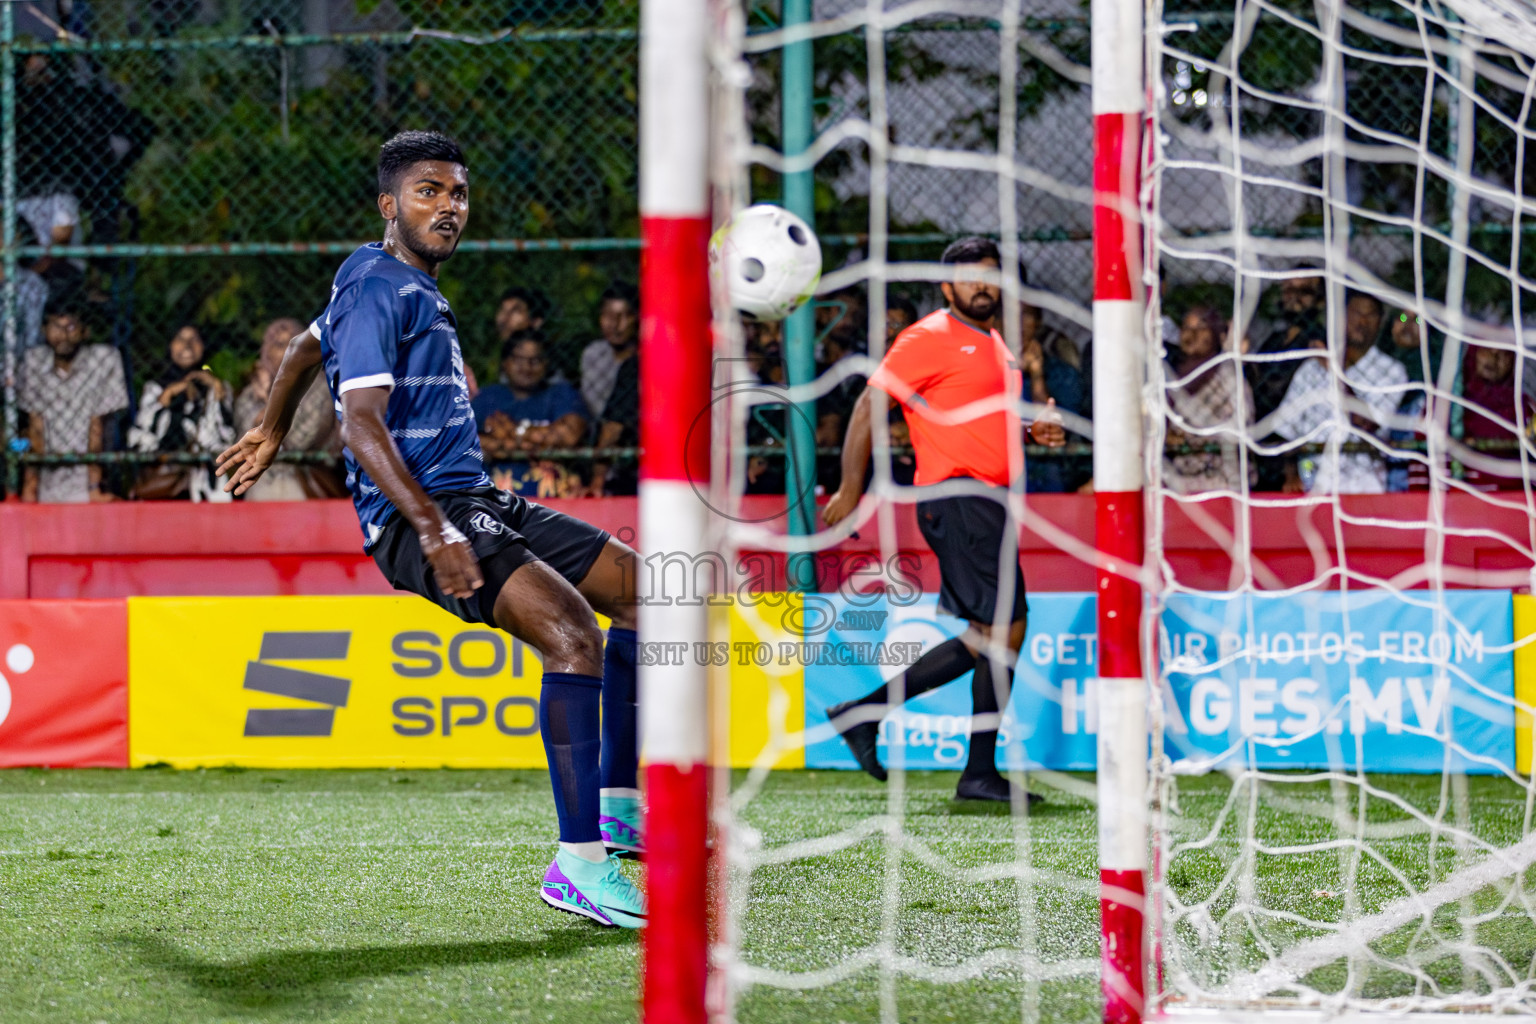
[964,653,1014,779]
[848,637,976,710]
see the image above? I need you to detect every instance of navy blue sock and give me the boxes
[539,672,603,844]
[599,627,639,791]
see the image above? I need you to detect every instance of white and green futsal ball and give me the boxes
[710,204,822,321]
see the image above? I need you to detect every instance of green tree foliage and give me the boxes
[87,7,640,379]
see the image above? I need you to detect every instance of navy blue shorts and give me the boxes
[371,487,610,626]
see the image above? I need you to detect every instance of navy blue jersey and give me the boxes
[314,243,490,549]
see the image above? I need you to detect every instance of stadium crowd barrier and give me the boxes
[3,493,1534,599]
[0,496,1532,772]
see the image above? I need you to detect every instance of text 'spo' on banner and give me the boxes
[129,596,561,768]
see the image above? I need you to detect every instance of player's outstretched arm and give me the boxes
[217,324,324,494]
[822,386,875,527]
[340,387,483,600]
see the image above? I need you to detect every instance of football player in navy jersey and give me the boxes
[217,131,646,929]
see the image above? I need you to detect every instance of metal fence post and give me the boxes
[782,0,818,592]
[2,1,17,501]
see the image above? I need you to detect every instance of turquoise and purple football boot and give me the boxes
[599,791,645,858]
[539,849,646,928]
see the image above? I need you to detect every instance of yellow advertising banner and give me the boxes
[719,594,806,770]
[129,596,556,768]
[1514,594,1535,774]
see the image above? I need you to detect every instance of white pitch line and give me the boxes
[731,946,1097,990]
[1217,831,1536,1002]
[0,840,570,855]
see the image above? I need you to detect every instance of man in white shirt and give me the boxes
[1271,291,1409,494]
[19,300,129,503]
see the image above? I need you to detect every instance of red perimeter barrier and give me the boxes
[1,493,1532,599]
[0,600,128,767]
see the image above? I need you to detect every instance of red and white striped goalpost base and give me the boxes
[639,0,712,1018]
[1091,0,1149,1020]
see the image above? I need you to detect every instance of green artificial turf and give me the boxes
[1,768,1531,1023]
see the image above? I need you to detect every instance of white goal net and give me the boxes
[694,0,1536,1019]
[703,0,1101,1019]
[1148,0,1536,1015]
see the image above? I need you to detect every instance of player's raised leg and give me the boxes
[493,560,646,928]
[824,637,978,782]
[575,537,643,856]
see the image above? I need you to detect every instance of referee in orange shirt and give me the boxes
[821,237,1066,802]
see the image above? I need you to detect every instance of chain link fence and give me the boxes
[1153,0,1536,490]
[3,0,643,500]
[1157,0,1535,315]
[4,0,1527,503]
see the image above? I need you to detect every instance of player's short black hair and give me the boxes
[940,236,1001,266]
[599,281,639,312]
[500,286,550,320]
[500,329,547,362]
[377,130,467,195]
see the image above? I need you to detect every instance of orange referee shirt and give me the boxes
[866,309,1024,488]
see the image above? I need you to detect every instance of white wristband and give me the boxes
[441,524,468,547]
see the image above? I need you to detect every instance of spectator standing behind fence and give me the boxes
[578,282,638,421]
[1001,298,1085,493]
[233,318,342,501]
[1163,306,1255,494]
[741,319,789,494]
[18,298,127,503]
[16,51,84,293]
[1250,273,1327,422]
[5,261,48,349]
[1379,307,1443,388]
[886,296,918,347]
[1272,292,1408,494]
[474,331,589,498]
[816,287,867,357]
[816,296,872,493]
[1458,342,1536,491]
[494,286,548,350]
[815,324,866,441]
[1377,308,1440,492]
[591,341,641,497]
[128,325,235,502]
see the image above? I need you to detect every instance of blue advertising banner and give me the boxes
[1162,590,1515,774]
[803,593,1099,771]
[802,590,1517,774]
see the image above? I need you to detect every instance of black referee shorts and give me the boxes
[916,491,1028,626]
[371,487,611,626]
